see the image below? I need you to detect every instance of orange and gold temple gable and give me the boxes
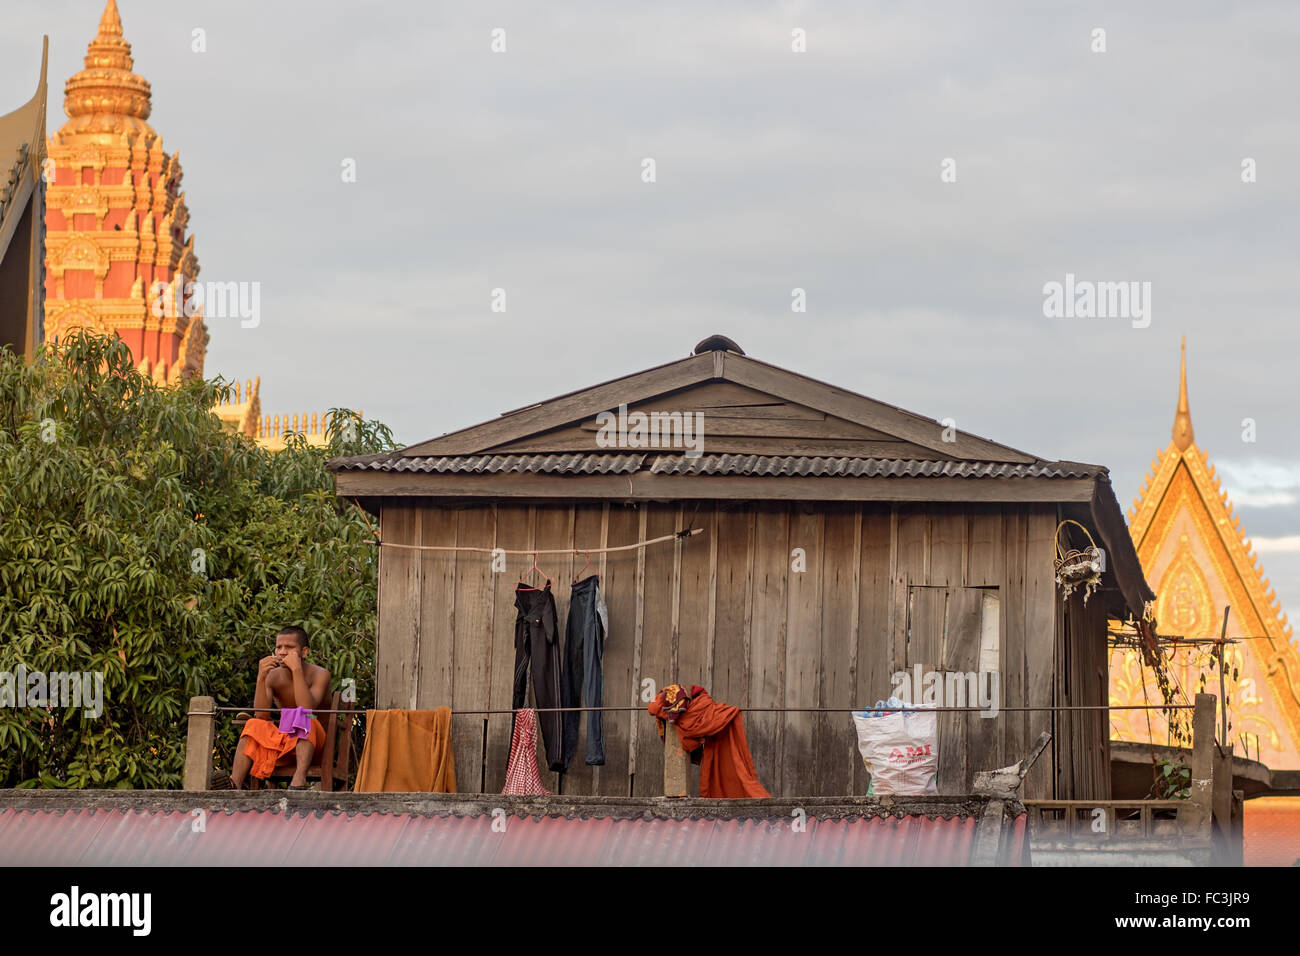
[1111,340,1300,775]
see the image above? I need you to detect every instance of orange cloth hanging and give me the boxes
[649,686,771,798]
[239,716,326,779]
[353,708,457,793]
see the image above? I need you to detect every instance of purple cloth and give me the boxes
[278,706,313,739]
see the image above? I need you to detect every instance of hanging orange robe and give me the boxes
[239,716,326,779]
[353,708,457,793]
[649,686,771,798]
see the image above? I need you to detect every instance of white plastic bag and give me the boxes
[852,702,939,796]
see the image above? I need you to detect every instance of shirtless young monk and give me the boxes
[229,626,331,790]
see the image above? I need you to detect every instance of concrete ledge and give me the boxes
[0,789,1019,822]
[1111,741,1271,799]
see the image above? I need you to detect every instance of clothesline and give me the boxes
[367,527,703,554]
[441,704,1196,715]
[212,702,1193,716]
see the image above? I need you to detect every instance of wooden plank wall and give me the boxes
[376,498,1100,799]
[1057,587,1112,801]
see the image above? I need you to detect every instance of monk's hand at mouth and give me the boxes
[257,655,279,679]
[281,652,302,674]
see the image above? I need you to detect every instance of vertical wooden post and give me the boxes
[1230,789,1245,866]
[1212,742,1236,864]
[663,729,689,797]
[1217,607,1231,745]
[1186,693,1216,835]
[183,695,216,792]
[969,799,1006,866]
[1190,694,1214,782]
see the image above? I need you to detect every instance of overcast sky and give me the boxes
[5,1,1298,632]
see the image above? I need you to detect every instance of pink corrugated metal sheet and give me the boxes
[1244,796,1300,866]
[0,808,1014,866]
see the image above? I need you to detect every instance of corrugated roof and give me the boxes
[647,456,1103,479]
[0,793,1028,866]
[329,453,645,474]
[329,451,1102,479]
[0,807,1015,867]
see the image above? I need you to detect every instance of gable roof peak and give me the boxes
[693,334,745,355]
[393,345,1044,463]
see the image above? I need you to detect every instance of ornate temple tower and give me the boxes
[43,0,207,385]
[41,2,333,448]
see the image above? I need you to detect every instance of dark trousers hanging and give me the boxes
[561,574,607,769]
[512,582,565,773]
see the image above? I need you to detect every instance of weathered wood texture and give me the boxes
[1057,585,1111,801]
[376,507,421,709]
[374,499,1102,799]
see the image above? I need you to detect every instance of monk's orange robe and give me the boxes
[649,688,771,798]
[353,708,457,793]
[239,716,325,779]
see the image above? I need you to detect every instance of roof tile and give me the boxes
[328,452,1102,480]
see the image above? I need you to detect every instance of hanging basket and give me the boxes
[1054,519,1103,605]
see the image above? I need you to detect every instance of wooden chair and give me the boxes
[234,692,356,791]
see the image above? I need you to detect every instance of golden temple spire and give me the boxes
[59,0,154,136]
[99,0,123,38]
[1172,334,1194,451]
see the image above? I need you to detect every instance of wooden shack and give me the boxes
[329,335,1155,801]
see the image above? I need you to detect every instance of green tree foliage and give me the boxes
[0,331,395,788]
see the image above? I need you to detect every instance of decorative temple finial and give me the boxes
[1172,334,1194,452]
[60,0,154,134]
[99,0,123,38]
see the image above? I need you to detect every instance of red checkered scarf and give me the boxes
[502,707,551,796]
